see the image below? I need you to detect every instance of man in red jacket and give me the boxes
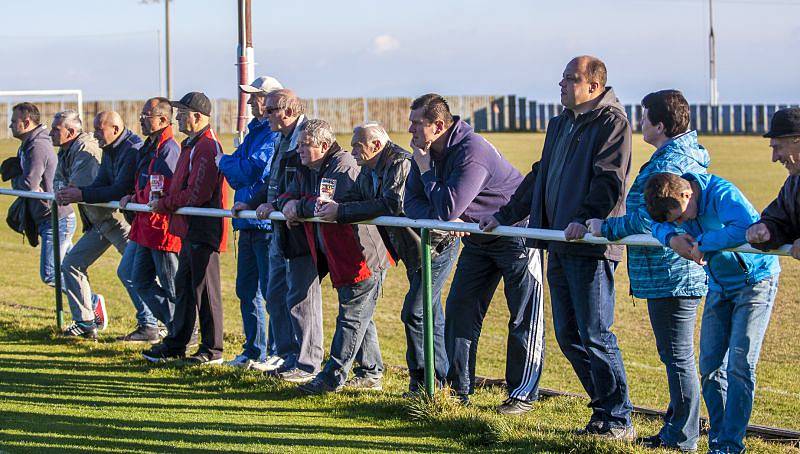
[142,92,229,365]
[119,97,182,343]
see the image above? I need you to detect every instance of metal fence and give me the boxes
[3,96,797,138]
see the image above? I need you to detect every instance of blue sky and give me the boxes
[0,0,798,104]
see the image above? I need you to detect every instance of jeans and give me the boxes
[647,296,702,451]
[402,238,459,389]
[38,213,76,287]
[120,242,157,327]
[547,252,633,428]
[445,236,546,402]
[285,253,323,373]
[700,275,779,454]
[235,229,271,361]
[318,269,386,387]
[131,242,178,333]
[265,238,297,360]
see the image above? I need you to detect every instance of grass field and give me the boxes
[0,132,798,453]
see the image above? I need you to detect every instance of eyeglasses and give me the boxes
[139,114,160,120]
[264,106,283,115]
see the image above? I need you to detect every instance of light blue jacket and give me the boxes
[652,173,781,293]
[218,118,281,231]
[602,131,709,299]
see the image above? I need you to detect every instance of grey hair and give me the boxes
[268,89,305,115]
[299,119,336,147]
[353,121,390,146]
[53,109,83,131]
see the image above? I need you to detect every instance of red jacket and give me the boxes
[130,125,182,252]
[157,126,229,252]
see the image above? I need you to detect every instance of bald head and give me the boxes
[560,55,608,112]
[93,111,125,147]
[266,88,305,135]
[571,55,607,88]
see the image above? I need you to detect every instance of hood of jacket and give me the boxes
[652,131,710,171]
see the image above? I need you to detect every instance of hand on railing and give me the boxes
[746,223,771,244]
[478,215,500,232]
[231,201,249,218]
[282,200,302,227]
[564,222,589,241]
[585,218,605,237]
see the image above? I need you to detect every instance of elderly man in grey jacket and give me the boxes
[54,110,142,339]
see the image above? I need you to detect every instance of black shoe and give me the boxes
[637,435,697,452]
[453,393,471,406]
[575,419,605,435]
[297,376,341,395]
[142,343,184,363]
[496,397,534,415]
[183,351,223,366]
[117,325,160,343]
[62,322,98,340]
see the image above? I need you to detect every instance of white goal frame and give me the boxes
[0,89,83,136]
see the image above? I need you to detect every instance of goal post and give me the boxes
[0,89,83,139]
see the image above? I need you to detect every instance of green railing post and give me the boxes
[51,200,65,330]
[421,228,435,397]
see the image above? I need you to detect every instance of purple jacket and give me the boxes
[404,118,523,224]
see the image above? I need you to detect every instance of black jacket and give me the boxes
[81,128,142,204]
[751,175,800,251]
[494,87,632,261]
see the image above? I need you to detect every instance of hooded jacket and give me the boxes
[652,173,781,293]
[157,126,229,252]
[12,124,69,221]
[275,143,391,288]
[602,131,710,299]
[218,117,281,231]
[129,125,182,252]
[494,87,632,261]
[751,175,800,252]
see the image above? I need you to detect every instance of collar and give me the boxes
[21,124,47,148]
[316,142,342,174]
[286,115,306,153]
[184,125,210,148]
[144,124,175,152]
[105,128,131,150]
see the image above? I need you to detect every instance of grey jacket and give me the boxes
[12,124,69,221]
[55,132,125,233]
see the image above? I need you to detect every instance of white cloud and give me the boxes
[371,34,400,55]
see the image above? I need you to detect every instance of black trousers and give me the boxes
[164,241,223,358]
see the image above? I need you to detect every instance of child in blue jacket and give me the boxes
[645,172,780,454]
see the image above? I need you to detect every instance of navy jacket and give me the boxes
[81,128,142,204]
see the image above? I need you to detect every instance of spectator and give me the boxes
[747,107,800,259]
[481,56,634,433]
[56,110,142,339]
[142,92,229,365]
[586,90,709,451]
[646,172,781,454]
[407,94,546,414]
[119,97,182,343]
[276,119,391,394]
[223,76,283,370]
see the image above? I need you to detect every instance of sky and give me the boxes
[0,0,798,104]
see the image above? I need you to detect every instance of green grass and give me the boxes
[0,133,798,453]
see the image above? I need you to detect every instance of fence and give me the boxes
[3,96,798,138]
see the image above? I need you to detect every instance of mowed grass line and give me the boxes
[0,133,798,453]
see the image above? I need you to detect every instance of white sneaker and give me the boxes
[262,355,285,372]
[249,360,273,372]
[225,354,254,368]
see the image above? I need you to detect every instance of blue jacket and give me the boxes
[404,117,523,224]
[652,173,781,293]
[219,118,281,231]
[602,131,709,299]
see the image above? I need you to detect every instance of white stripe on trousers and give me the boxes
[508,248,545,401]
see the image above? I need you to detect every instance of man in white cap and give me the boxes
[224,76,285,370]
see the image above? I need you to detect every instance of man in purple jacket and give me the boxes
[404,94,545,414]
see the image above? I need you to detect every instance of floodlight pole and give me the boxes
[236,0,253,146]
[709,0,718,131]
[165,0,172,100]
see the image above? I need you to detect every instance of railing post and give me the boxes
[51,200,65,330]
[421,228,435,397]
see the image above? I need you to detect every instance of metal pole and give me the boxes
[165,0,172,100]
[421,228,435,397]
[157,29,163,97]
[51,200,64,330]
[709,0,718,107]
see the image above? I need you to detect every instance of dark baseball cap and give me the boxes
[170,92,212,116]
[764,107,800,138]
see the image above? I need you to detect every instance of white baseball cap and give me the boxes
[240,76,283,94]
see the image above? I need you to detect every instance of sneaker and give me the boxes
[637,435,696,452]
[297,376,341,395]
[279,368,316,384]
[62,322,98,340]
[225,354,255,368]
[593,424,636,442]
[184,351,223,366]
[262,355,285,372]
[117,325,160,343]
[158,327,168,339]
[142,343,184,363]
[92,294,107,331]
[496,397,534,415]
[343,376,383,391]
[575,419,605,436]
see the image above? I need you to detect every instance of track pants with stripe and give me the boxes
[444,235,545,402]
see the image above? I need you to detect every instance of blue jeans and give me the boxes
[547,252,633,428]
[38,213,76,287]
[318,269,386,387]
[700,275,779,454]
[265,236,297,360]
[235,229,271,361]
[119,242,157,327]
[402,238,459,389]
[647,297,702,451]
[131,242,178,332]
[445,236,546,402]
